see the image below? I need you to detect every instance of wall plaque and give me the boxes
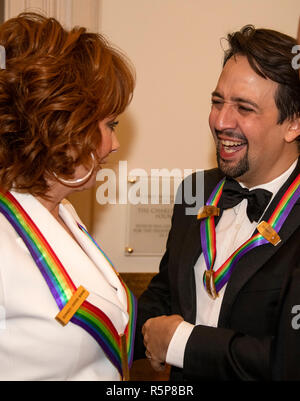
[125,203,173,256]
[125,176,178,256]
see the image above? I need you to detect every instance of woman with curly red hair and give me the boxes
[0,12,135,380]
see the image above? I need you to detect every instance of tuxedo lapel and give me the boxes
[177,218,201,323]
[218,159,300,327]
[177,169,224,323]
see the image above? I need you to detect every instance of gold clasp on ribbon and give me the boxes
[197,205,220,220]
[257,221,281,246]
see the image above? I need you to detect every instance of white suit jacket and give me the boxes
[0,191,129,381]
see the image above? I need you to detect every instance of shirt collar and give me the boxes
[240,159,298,200]
[232,159,298,217]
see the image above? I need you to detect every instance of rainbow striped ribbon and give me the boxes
[200,179,226,272]
[77,223,136,367]
[0,190,137,379]
[200,174,300,294]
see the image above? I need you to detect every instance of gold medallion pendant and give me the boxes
[203,270,219,300]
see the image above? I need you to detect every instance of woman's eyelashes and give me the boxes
[107,121,119,131]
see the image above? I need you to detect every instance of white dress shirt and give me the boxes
[166,160,298,368]
[0,192,129,381]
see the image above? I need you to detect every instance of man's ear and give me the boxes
[285,117,300,143]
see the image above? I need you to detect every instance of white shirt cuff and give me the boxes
[165,321,194,368]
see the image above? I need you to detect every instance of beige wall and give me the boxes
[5,0,300,272]
[94,0,300,272]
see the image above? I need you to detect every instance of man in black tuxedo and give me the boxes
[134,24,300,380]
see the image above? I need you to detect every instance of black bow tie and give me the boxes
[221,178,273,222]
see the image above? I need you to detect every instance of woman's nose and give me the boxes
[111,131,120,152]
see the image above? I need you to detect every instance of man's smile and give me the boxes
[215,131,248,160]
[219,139,247,158]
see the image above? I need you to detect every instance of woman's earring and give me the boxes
[53,153,95,187]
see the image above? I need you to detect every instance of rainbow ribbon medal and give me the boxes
[200,174,300,299]
[0,190,137,380]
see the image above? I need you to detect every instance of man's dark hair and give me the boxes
[224,25,300,129]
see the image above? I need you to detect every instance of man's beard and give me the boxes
[216,144,250,178]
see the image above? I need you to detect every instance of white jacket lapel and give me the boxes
[59,199,128,312]
[12,192,128,317]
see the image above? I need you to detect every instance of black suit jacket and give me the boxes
[134,158,300,380]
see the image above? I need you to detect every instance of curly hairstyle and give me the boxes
[223,26,300,123]
[0,12,135,195]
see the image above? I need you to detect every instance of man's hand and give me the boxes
[142,314,183,372]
